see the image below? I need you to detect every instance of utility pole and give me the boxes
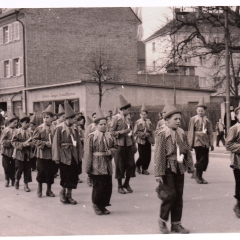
[173,7,176,106]
[225,7,231,132]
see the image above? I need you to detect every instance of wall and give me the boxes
[23,8,139,87]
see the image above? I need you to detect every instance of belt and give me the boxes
[93,152,107,156]
[61,143,73,146]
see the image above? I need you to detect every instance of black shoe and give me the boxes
[15,180,19,190]
[59,189,68,203]
[122,184,133,193]
[118,187,126,194]
[92,204,103,215]
[24,184,31,192]
[171,224,190,234]
[37,188,42,198]
[5,179,9,187]
[158,219,170,234]
[136,166,141,174]
[195,177,203,184]
[66,194,77,205]
[102,207,110,215]
[142,170,150,175]
[201,178,208,184]
[46,191,55,197]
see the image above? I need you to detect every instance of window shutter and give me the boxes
[19,57,24,75]
[0,28,3,45]
[12,23,15,40]
[0,61,4,78]
[8,24,12,43]
[9,59,13,77]
[14,22,20,40]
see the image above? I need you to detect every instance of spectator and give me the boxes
[215,118,225,147]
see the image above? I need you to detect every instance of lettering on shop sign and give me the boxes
[42,92,76,99]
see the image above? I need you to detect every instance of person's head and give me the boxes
[29,122,36,131]
[92,112,96,120]
[120,106,130,116]
[165,113,181,130]
[95,118,107,133]
[65,114,77,126]
[230,105,234,111]
[21,119,30,130]
[52,114,58,121]
[219,118,222,123]
[140,110,148,120]
[106,116,111,122]
[42,113,53,126]
[196,107,206,117]
[58,113,65,123]
[8,119,18,128]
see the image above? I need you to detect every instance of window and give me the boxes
[3,26,9,44]
[4,60,10,78]
[13,58,20,76]
[213,58,219,67]
[152,42,155,52]
[199,77,207,87]
[153,61,156,70]
[185,57,191,64]
[199,56,206,66]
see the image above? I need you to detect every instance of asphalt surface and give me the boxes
[0,144,239,236]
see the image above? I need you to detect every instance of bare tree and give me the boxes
[83,48,122,107]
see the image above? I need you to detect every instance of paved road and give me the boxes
[0,145,239,236]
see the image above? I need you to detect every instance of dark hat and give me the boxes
[64,101,76,119]
[119,95,131,110]
[164,102,181,120]
[196,97,207,109]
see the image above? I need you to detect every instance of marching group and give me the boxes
[0,94,240,235]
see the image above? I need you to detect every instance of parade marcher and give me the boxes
[29,114,38,172]
[154,102,194,234]
[226,103,240,218]
[109,95,137,194]
[134,103,155,175]
[11,111,33,192]
[32,105,56,197]
[188,97,214,184]
[215,118,225,147]
[0,112,18,187]
[85,115,95,187]
[156,106,166,131]
[85,107,117,215]
[52,101,82,205]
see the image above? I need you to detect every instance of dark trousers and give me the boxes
[216,132,225,146]
[36,158,55,184]
[30,157,37,170]
[233,169,240,200]
[194,146,209,171]
[160,169,184,223]
[2,155,15,181]
[92,174,112,208]
[114,144,136,179]
[136,139,151,171]
[15,158,32,184]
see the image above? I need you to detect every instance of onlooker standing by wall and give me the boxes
[215,118,225,147]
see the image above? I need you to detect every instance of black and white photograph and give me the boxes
[0,0,240,237]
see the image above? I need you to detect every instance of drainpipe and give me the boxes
[15,9,27,114]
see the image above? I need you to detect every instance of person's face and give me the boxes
[22,121,30,130]
[140,111,148,120]
[196,107,206,117]
[96,119,107,132]
[166,113,181,130]
[43,114,53,126]
[230,106,234,111]
[29,123,36,131]
[59,114,66,122]
[122,108,130,116]
[9,119,18,128]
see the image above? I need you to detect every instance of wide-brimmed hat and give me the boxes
[94,107,106,123]
[119,95,131,110]
[42,104,54,117]
[64,101,76,119]
[196,97,207,109]
[164,102,181,120]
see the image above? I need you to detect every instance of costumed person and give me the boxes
[215,118,225,147]
[188,97,214,184]
[85,107,117,215]
[52,101,82,205]
[29,114,38,171]
[32,105,56,197]
[134,103,155,175]
[11,111,33,192]
[154,102,194,234]
[109,95,137,194]
[156,106,166,131]
[85,115,96,187]
[226,103,240,218]
[0,112,18,187]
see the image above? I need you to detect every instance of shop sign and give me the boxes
[42,92,76,99]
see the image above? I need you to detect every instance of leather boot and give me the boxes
[5,178,9,187]
[37,183,42,197]
[233,200,240,218]
[158,219,170,234]
[66,191,77,205]
[11,179,15,186]
[195,169,203,184]
[46,184,55,197]
[15,180,19,189]
[59,188,68,203]
[92,204,103,215]
[171,224,190,234]
[24,183,30,192]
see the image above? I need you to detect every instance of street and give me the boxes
[0,145,239,236]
